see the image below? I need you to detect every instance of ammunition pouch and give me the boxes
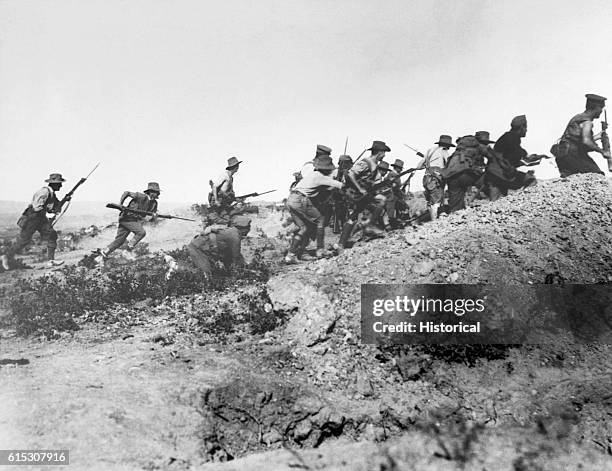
[551,139,571,159]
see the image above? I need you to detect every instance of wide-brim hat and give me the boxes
[45,173,66,184]
[377,160,390,171]
[475,131,496,144]
[435,135,456,147]
[145,182,161,193]
[226,156,242,169]
[369,140,391,152]
[313,155,336,171]
[392,158,404,169]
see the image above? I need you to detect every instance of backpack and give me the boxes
[442,136,483,179]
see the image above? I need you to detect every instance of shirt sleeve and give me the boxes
[31,187,51,212]
[313,173,343,189]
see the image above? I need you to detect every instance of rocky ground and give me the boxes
[0,174,611,470]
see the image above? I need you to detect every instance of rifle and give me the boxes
[368,167,418,193]
[233,189,276,201]
[51,162,100,227]
[106,203,196,222]
[352,147,369,165]
[602,110,612,171]
[403,143,424,158]
[344,136,349,155]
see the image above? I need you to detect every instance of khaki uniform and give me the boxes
[187,227,244,279]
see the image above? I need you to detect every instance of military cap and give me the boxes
[369,140,391,152]
[392,159,404,169]
[585,93,607,103]
[338,154,353,163]
[313,155,336,171]
[144,182,161,193]
[435,135,455,147]
[510,115,527,129]
[475,131,496,144]
[377,160,390,171]
[315,144,332,156]
[45,173,66,184]
[226,156,242,169]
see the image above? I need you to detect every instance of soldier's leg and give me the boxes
[216,228,244,271]
[7,215,40,257]
[447,175,468,213]
[105,223,131,254]
[38,219,58,260]
[187,236,214,279]
[124,221,146,248]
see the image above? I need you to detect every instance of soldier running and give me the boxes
[417,135,454,220]
[99,182,160,259]
[339,140,390,247]
[285,153,343,263]
[1,173,71,270]
[553,93,611,177]
[445,135,487,213]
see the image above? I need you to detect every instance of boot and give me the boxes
[47,247,56,261]
[429,204,440,221]
[338,221,355,248]
[316,227,325,251]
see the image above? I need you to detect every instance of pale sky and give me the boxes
[1,0,611,204]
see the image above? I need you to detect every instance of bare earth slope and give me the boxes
[0,174,611,470]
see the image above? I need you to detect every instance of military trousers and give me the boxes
[555,143,604,177]
[106,219,147,254]
[447,172,480,213]
[287,192,322,244]
[8,207,57,259]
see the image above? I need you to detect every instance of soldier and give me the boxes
[329,154,354,233]
[385,159,406,227]
[211,156,242,208]
[285,154,343,263]
[187,214,250,280]
[1,173,71,270]
[553,93,611,177]
[340,140,390,246]
[417,135,454,220]
[445,135,487,213]
[99,182,160,259]
[487,115,537,201]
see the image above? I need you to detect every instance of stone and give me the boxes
[412,260,436,276]
[267,273,339,347]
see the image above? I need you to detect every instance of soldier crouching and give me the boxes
[187,214,250,279]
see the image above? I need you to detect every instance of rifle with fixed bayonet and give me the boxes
[403,143,425,158]
[106,203,196,222]
[51,162,100,227]
[233,189,277,202]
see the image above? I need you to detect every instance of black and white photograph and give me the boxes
[0,1,611,469]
